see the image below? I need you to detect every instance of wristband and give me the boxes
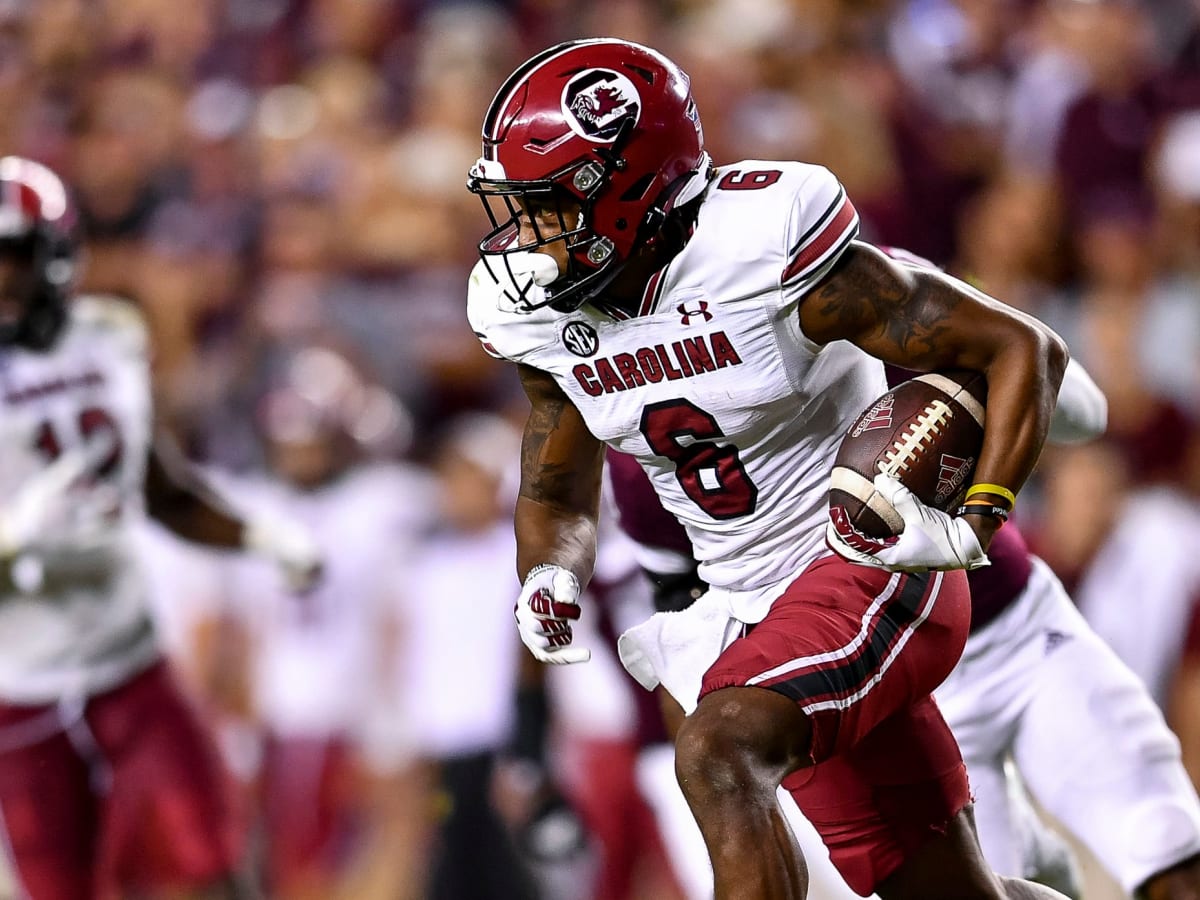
[955,503,1010,523]
[524,563,560,583]
[965,483,1016,509]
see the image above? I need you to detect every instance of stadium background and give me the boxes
[2,0,1200,897]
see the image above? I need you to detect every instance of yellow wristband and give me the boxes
[965,483,1016,509]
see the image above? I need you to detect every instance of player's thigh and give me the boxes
[783,695,973,897]
[90,664,242,890]
[0,707,97,899]
[873,806,1003,900]
[1015,590,1200,894]
[702,557,971,764]
[933,587,1045,768]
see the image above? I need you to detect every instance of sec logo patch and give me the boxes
[562,321,599,357]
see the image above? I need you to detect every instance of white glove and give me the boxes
[243,517,324,592]
[515,564,590,665]
[826,473,989,572]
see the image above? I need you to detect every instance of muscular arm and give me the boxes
[143,434,245,548]
[802,241,1069,548]
[515,364,605,585]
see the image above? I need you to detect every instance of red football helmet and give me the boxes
[468,39,710,312]
[0,156,77,349]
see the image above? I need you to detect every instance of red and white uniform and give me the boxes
[605,349,1200,896]
[219,464,432,892]
[0,296,155,704]
[0,297,240,899]
[470,163,974,895]
[472,162,875,621]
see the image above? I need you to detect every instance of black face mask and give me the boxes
[0,232,71,351]
[469,172,622,314]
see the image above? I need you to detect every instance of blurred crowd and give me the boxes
[4,0,1200,897]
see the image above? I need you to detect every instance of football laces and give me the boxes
[879,401,952,477]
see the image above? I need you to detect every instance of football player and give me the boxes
[466,39,1071,899]
[215,349,429,900]
[0,156,320,899]
[607,360,1200,900]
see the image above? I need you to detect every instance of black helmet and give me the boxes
[0,156,77,350]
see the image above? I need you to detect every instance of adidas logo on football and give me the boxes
[935,453,975,504]
[852,397,895,437]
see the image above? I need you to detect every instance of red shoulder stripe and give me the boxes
[781,196,857,283]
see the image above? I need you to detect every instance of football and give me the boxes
[828,370,987,539]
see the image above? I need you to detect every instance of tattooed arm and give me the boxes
[801,241,1069,549]
[514,363,606,584]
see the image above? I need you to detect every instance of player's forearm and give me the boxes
[144,449,244,547]
[150,490,245,548]
[968,323,1068,546]
[515,494,597,586]
[905,269,1069,487]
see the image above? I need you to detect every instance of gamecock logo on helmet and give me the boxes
[562,69,641,142]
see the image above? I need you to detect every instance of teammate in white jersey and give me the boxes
[0,156,320,900]
[466,39,1071,900]
[215,357,432,900]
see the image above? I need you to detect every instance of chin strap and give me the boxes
[638,152,713,247]
[673,152,714,208]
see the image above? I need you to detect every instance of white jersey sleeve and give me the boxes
[1048,357,1108,445]
[776,164,859,303]
[73,294,151,360]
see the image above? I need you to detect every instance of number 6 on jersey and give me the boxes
[639,398,758,520]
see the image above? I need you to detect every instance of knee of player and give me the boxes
[674,687,809,793]
[673,717,740,794]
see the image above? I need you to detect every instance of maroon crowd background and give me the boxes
[3,1,1200,898]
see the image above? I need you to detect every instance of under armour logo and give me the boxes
[1044,630,1072,654]
[678,301,713,325]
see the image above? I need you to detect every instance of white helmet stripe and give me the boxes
[0,156,67,221]
[674,152,714,207]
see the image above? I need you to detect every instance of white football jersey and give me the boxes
[0,295,157,703]
[222,464,435,740]
[469,161,886,621]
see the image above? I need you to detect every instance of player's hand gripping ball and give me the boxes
[827,370,991,571]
